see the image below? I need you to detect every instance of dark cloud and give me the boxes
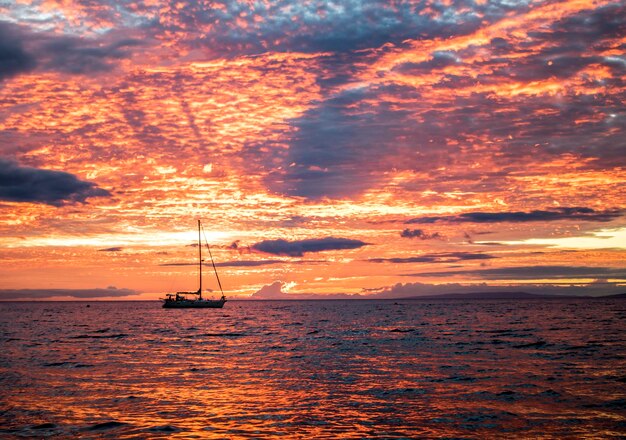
[409,265,626,280]
[220,240,252,253]
[532,3,626,49]
[0,159,110,206]
[39,37,142,75]
[227,240,241,250]
[157,2,626,203]
[4,2,617,202]
[400,229,443,240]
[0,22,36,80]
[0,20,141,80]
[255,66,624,200]
[0,286,140,300]
[159,0,490,56]
[479,34,626,83]
[255,84,426,199]
[406,207,623,224]
[252,237,368,257]
[243,3,625,201]
[466,5,626,84]
[3,0,525,60]
[498,55,625,82]
[369,252,495,264]
[98,247,123,252]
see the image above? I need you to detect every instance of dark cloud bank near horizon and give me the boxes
[0,287,140,300]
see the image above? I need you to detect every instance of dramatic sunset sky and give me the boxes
[1,0,624,300]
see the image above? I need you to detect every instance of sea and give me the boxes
[1,299,625,439]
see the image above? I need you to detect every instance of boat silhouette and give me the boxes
[162,220,227,309]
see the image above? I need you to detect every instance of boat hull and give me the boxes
[162,299,226,309]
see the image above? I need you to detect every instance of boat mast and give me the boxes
[198,219,202,299]
[199,222,225,300]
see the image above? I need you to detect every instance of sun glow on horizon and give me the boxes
[497,227,626,250]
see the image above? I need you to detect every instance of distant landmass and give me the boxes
[239,291,626,301]
[602,292,626,299]
[397,291,626,300]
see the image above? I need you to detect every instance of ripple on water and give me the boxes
[85,421,129,431]
[69,333,128,339]
[147,424,182,432]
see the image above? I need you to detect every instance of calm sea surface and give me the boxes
[1,299,625,438]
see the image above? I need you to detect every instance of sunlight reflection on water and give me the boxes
[1,299,625,438]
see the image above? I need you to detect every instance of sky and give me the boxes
[0,0,625,300]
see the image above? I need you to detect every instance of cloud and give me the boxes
[529,4,626,65]
[256,60,624,200]
[370,252,495,264]
[249,281,290,299]
[1,0,624,302]
[406,207,623,224]
[0,20,142,81]
[0,22,36,81]
[0,159,110,206]
[3,0,527,61]
[482,4,626,84]
[236,2,626,201]
[393,51,460,73]
[150,0,490,57]
[98,247,123,252]
[257,84,425,199]
[409,265,626,280]
[400,229,443,240]
[249,280,359,299]
[0,286,140,300]
[225,240,243,250]
[38,37,142,75]
[252,237,368,257]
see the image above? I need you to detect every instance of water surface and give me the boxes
[1,299,625,438]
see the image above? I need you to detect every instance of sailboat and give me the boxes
[162,220,227,309]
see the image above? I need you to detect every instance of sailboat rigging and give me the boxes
[162,220,227,309]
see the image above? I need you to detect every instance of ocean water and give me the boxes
[1,299,625,439]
